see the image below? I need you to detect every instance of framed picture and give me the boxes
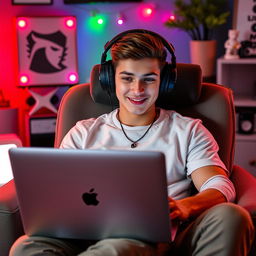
[12,0,52,4]
[16,16,78,86]
[64,0,141,3]
[233,0,256,42]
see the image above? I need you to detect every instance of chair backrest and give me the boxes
[54,63,235,172]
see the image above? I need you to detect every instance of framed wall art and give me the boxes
[233,0,256,57]
[12,0,53,5]
[64,0,142,3]
[16,16,78,86]
[233,0,256,41]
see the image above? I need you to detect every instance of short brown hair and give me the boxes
[111,32,167,69]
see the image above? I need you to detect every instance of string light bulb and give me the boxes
[83,5,178,28]
[169,15,176,21]
[140,4,156,18]
[19,75,29,85]
[17,18,28,29]
[65,17,76,28]
[117,14,125,25]
[68,73,78,83]
[97,18,104,25]
[90,10,105,25]
[145,8,153,15]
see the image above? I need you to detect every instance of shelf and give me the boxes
[236,133,256,141]
[218,57,256,172]
[217,58,256,87]
[234,96,256,107]
[218,57,256,64]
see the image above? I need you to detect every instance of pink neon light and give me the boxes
[20,75,29,85]
[65,17,76,28]
[169,15,175,21]
[139,5,155,19]
[138,4,155,19]
[142,7,153,17]
[17,18,27,29]
[117,18,124,25]
[146,8,153,15]
[68,73,78,83]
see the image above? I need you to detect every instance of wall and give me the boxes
[0,0,233,144]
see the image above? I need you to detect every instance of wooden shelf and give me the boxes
[236,133,256,141]
[217,57,256,172]
[217,57,256,64]
[234,96,256,107]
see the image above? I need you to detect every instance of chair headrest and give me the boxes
[90,63,202,108]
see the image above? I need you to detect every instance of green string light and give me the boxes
[86,13,107,32]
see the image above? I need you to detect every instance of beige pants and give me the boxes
[10,203,255,256]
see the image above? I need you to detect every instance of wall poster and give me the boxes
[13,0,52,5]
[16,16,78,86]
[233,0,256,57]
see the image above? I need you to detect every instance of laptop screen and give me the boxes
[0,144,17,186]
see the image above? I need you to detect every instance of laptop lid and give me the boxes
[9,147,171,243]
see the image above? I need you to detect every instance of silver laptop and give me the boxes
[9,147,170,243]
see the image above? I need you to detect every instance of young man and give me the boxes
[10,30,254,256]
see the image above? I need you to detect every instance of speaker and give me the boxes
[98,29,177,97]
[29,116,56,147]
[238,110,255,134]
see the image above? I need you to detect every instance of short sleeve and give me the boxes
[186,120,227,176]
[59,120,90,149]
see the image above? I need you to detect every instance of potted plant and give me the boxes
[165,0,230,77]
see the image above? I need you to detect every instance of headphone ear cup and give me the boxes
[99,60,115,94]
[159,63,177,96]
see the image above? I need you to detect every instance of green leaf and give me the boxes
[164,0,230,40]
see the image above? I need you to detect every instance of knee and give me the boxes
[91,238,134,251]
[9,235,31,256]
[87,238,156,256]
[9,235,76,256]
[212,203,254,234]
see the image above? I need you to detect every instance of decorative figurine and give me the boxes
[224,29,241,59]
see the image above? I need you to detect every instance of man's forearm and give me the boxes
[175,188,227,220]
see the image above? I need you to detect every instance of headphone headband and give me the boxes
[101,29,176,67]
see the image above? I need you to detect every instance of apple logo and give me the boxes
[82,188,99,206]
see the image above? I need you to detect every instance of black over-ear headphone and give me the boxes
[99,29,177,97]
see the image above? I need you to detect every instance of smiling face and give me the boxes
[115,58,161,126]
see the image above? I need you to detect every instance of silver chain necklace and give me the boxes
[117,111,157,148]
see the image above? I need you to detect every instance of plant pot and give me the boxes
[190,40,217,78]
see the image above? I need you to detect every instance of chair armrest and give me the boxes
[0,179,23,256]
[231,165,256,218]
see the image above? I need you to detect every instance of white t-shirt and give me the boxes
[60,108,227,200]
